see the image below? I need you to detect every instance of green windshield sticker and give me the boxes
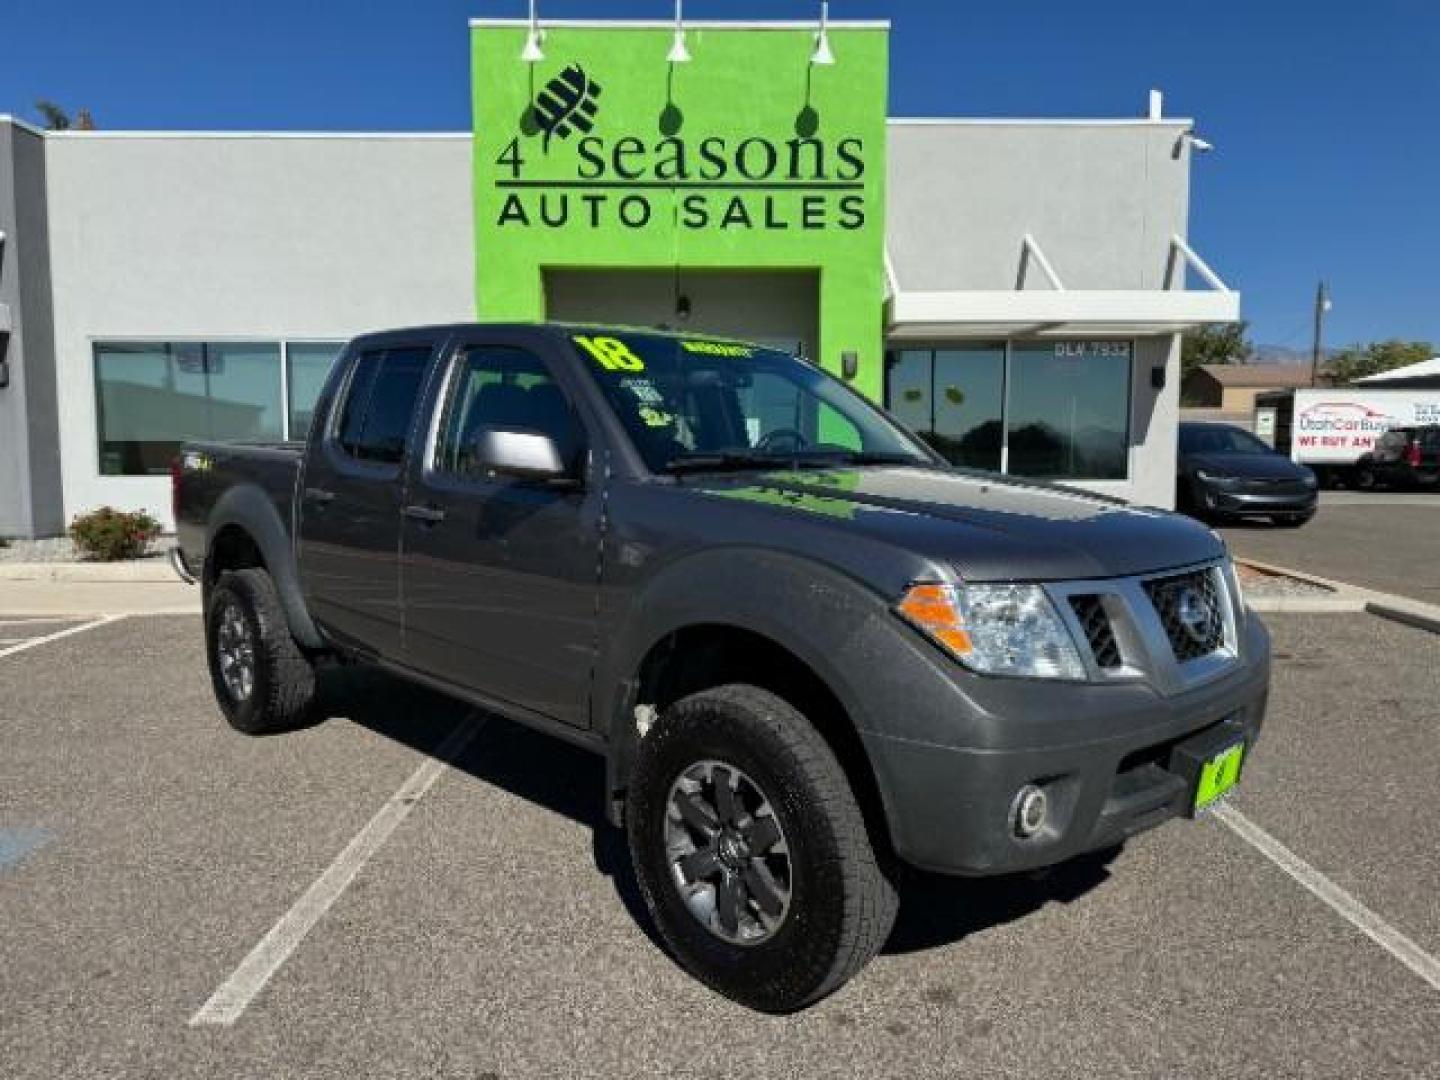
[573,334,646,372]
[680,340,755,358]
[638,406,674,429]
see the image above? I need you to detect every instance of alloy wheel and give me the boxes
[664,760,793,945]
[215,601,257,702]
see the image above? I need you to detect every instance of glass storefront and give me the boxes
[885,345,1004,471]
[93,340,344,475]
[286,342,347,438]
[885,340,1132,480]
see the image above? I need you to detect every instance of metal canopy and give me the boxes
[886,234,1241,339]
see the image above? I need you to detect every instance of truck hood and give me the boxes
[687,466,1224,582]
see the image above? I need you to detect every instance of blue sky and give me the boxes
[3,0,1436,352]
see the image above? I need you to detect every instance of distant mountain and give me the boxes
[1249,344,1332,365]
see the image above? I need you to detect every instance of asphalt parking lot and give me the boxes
[2,611,1439,1079]
[1221,490,1440,604]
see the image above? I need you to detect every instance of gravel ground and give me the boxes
[1236,562,1335,598]
[0,536,168,564]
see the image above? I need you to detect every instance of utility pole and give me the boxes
[1309,280,1330,387]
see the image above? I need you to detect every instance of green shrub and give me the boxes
[68,507,162,562]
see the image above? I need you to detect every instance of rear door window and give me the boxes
[334,346,432,464]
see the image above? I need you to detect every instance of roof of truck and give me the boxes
[348,322,769,348]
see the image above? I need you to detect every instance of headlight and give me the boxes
[1222,555,1247,620]
[895,581,1086,680]
[1301,471,1319,488]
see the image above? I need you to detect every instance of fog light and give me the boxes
[1013,785,1048,838]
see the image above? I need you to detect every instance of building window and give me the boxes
[885,346,1004,471]
[884,340,1132,481]
[93,339,345,475]
[286,342,346,439]
[1006,341,1131,480]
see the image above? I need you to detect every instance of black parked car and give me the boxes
[1177,421,1318,527]
[1353,426,1440,490]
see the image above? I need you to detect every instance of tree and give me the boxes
[33,101,96,131]
[1181,321,1251,381]
[34,100,71,130]
[1327,339,1433,385]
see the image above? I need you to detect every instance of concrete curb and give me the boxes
[1245,596,1366,614]
[1236,557,1440,634]
[0,559,175,583]
[1364,601,1440,635]
[1235,557,1345,593]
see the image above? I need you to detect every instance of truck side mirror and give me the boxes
[468,427,572,483]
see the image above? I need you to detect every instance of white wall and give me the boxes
[44,133,475,526]
[885,120,1198,508]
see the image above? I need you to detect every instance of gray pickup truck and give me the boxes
[174,323,1269,1012]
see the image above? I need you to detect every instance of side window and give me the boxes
[334,346,431,464]
[434,345,584,477]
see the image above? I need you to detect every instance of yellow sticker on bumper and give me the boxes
[1195,742,1245,810]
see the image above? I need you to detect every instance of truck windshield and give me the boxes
[568,331,932,474]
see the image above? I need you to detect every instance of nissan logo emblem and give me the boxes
[1175,586,1213,644]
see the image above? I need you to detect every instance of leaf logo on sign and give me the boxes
[530,65,602,152]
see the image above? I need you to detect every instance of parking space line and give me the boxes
[0,615,123,660]
[189,711,488,1027]
[1215,803,1440,993]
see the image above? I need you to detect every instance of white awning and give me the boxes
[886,234,1241,339]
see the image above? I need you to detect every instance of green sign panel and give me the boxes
[472,22,890,400]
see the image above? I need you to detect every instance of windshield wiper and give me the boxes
[803,451,930,467]
[663,451,798,474]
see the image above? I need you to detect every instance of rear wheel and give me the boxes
[627,684,897,1013]
[206,568,317,734]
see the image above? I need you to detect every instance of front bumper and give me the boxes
[862,614,1270,876]
[1198,481,1316,516]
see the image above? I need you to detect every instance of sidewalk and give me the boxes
[0,580,200,617]
[0,559,175,583]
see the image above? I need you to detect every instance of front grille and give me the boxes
[1069,595,1122,669]
[1142,568,1225,663]
[1240,478,1310,496]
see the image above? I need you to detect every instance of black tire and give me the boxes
[205,568,317,735]
[1354,464,1378,490]
[626,684,897,1012]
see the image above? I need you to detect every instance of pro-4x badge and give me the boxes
[530,65,602,151]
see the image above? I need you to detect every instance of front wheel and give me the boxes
[626,684,897,1013]
[206,568,317,735]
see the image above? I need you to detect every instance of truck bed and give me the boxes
[174,440,303,573]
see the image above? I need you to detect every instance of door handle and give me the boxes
[304,487,335,504]
[402,504,446,524]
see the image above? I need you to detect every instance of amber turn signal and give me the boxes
[895,582,973,657]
